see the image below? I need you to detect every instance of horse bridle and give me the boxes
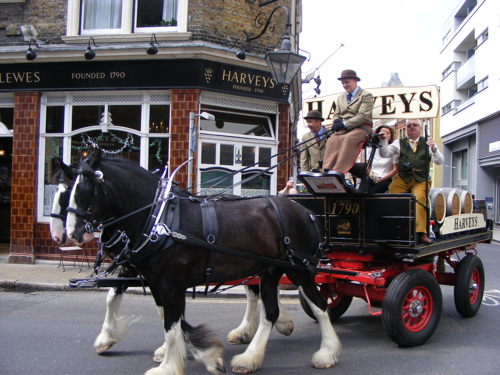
[66,168,108,233]
[50,180,71,222]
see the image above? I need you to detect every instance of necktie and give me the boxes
[315,133,321,146]
[347,93,352,103]
[411,140,417,152]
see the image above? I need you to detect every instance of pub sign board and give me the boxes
[0,59,289,102]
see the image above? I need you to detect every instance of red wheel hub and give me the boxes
[319,284,343,309]
[468,269,480,304]
[401,286,433,332]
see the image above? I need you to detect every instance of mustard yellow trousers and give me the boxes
[389,175,432,234]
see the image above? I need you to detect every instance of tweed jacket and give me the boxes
[299,126,329,171]
[334,87,373,131]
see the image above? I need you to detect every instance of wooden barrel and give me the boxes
[439,188,461,216]
[429,189,446,224]
[473,199,487,221]
[457,189,473,214]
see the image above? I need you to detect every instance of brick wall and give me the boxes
[0,0,67,45]
[169,89,201,191]
[9,92,40,264]
[35,223,100,262]
[188,0,290,54]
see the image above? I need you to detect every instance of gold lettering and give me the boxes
[240,73,247,84]
[247,74,255,85]
[255,75,261,86]
[222,70,231,81]
[231,71,239,83]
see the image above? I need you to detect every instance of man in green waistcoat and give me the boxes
[379,119,444,244]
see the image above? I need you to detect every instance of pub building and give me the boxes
[0,0,303,264]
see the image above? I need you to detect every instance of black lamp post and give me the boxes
[236,6,306,86]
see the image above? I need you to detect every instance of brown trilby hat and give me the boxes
[337,69,361,81]
[303,110,324,121]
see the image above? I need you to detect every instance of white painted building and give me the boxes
[439,0,500,224]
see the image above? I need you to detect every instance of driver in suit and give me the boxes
[322,69,373,173]
[299,110,329,172]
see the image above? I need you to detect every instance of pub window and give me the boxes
[77,0,186,35]
[0,108,14,131]
[220,144,234,165]
[200,110,273,138]
[71,105,141,132]
[201,143,216,164]
[197,104,278,197]
[38,92,170,222]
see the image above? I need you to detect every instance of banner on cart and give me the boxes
[303,85,439,126]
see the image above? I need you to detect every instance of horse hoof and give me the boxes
[227,337,250,345]
[95,343,113,354]
[312,363,334,369]
[152,353,164,363]
[231,366,254,374]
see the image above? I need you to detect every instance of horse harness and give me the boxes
[70,165,321,292]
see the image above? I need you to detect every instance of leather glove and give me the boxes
[331,118,345,132]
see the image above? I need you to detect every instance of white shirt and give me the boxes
[367,147,397,178]
[379,137,444,165]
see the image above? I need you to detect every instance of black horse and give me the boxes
[66,150,341,374]
[51,157,296,364]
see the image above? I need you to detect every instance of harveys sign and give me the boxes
[303,85,439,126]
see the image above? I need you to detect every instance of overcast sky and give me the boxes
[299,0,460,100]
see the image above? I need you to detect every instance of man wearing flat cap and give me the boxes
[300,110,329,172]
[323,69,374,173]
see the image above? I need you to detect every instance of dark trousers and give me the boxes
[350,163,391,193]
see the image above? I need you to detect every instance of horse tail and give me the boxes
[181,320,222,350]
[181,320,226,373]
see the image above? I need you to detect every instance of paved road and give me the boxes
[1,243,499,375]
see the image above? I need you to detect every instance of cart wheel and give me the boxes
[454,255,485,317]
[382,269,442,347]
[299,284,353,322]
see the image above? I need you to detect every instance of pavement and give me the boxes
[1,225,499,295]
[0,252,298,298]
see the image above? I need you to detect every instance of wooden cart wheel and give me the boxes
[299,283,353,322]
[382,269,442,347]
[454,255,485,317]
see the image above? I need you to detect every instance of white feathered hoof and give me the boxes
[227,329,252,345]
[311,348,340,369]
[231,353,262,374]
[94,336,118,354]
[152,342,167,363]
[274,313,293,336]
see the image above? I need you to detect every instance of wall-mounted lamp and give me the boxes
[235,46,246,60]
[146,34,159,55]
[26,39,41,61]
[234,6,306,85]
[84,37,99,60]
[0,150,5,157]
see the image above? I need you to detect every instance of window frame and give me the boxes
[68,0,188,36]
[37,91,171,223]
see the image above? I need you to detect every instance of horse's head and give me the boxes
[67,150,110,245]
[50,158,77,245]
